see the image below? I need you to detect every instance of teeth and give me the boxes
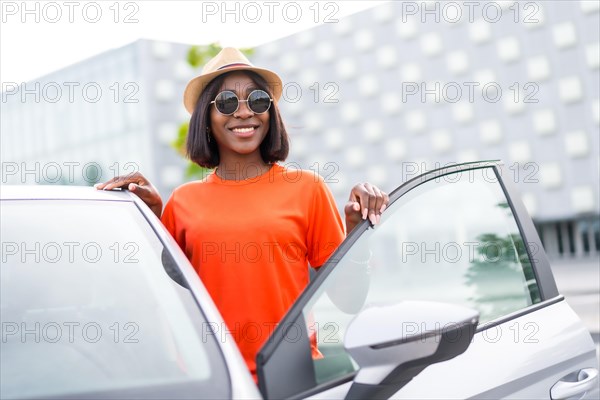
[232,127,255,133]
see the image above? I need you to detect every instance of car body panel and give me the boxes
[392,299,598,399]
[305,300,598,400]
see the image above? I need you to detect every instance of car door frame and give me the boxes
[256,160,561,399]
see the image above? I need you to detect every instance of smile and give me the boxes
[231,127,255,133]
[229,126,258,137]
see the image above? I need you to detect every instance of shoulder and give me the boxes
[271,164,335,208]
[167,175,214,202]
[271,164,328,188]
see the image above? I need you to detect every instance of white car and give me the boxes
[1,161,598,399]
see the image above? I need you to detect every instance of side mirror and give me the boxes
[344,301,479,400]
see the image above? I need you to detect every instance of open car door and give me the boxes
[256,161,599,400]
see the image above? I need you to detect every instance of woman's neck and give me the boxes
[216,154,271,181]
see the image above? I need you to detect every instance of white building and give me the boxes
[251,1,600,259]
[1,39,194,196]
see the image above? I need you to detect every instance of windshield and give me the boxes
[0,200,230,399]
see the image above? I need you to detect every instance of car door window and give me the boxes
[258,166,542,397]
[1,200,230,399]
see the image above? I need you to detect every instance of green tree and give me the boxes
[464,202,542,322]
[172,43,255,180]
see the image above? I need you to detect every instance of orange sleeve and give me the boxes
[306,175,345,268]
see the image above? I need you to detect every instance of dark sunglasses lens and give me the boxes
[248,90,271,113]
[215,92,238,114]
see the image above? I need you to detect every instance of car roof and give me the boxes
[0,185,135,201]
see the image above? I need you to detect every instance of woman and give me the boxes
[96,47,388,379]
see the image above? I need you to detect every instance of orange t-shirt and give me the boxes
[160,164,345,377]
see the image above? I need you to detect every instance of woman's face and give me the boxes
[209,71,270,161]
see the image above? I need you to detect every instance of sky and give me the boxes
[1,1,387,84]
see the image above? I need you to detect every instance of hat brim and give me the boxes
[183,66,283,114]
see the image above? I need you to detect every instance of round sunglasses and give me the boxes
[210,89,273,115]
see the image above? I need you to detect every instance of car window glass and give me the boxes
[302,168,541,386]
[0,200,230,399]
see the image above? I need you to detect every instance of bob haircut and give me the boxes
[187,70,290,169]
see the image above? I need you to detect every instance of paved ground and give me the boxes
[549,256,600,363]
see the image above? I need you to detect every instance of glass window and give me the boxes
[556,223,564,255]
[592,218,600,252]
[1,200,229,399]
[566,221,575,254]
[579,220,590,253]
[301,167,541,385]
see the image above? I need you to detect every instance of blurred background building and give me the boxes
[1,39,193,194]
[2,1,599,261]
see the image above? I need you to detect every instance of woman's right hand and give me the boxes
[95,172,163,219]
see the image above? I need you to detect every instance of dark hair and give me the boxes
[187,70,290,168]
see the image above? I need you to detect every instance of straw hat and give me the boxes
[183,47,283,114]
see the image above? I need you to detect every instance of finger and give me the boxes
[102,178,132,191]
[371,186,384,215]
[94,176,119,190]
[102,173,144,191]
[348,184,369,220]
[129,183,162,208]
[344,201,359,218]
[361,183,377,225]
[348,183,363,202]
[344,201,361,218]
[128,183,151,200]
[369,186,385,224]
[381,192,389,213]
[101,181,131,191]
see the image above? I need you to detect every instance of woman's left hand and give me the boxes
[344,183,389,234]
